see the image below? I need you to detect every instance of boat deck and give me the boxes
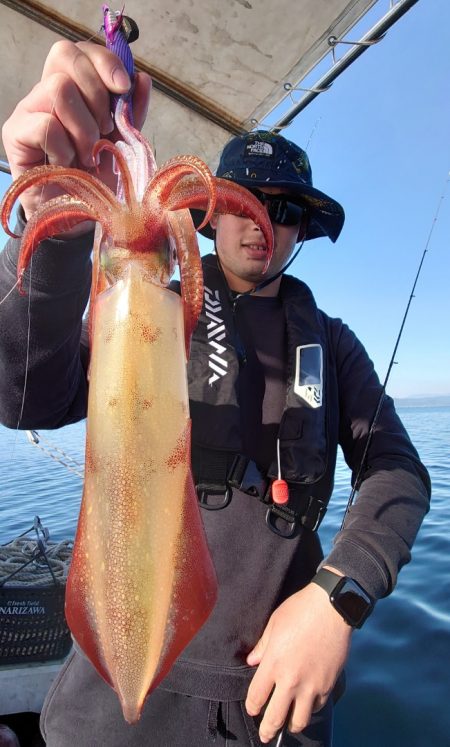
[0,651,71,716]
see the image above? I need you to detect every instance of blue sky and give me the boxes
[1,0,449,397]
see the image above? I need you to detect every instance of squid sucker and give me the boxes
[0,7,274,724]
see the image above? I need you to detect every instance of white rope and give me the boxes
[0,537,73,586]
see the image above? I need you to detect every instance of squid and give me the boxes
[0,6,274,724]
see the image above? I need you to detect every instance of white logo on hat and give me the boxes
[246,141,273,157]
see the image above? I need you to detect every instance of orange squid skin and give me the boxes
[66,253,218,723]
[0,100,274,721]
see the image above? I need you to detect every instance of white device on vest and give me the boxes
[294,344,323,408]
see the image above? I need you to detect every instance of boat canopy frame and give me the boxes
[0,0,419,174]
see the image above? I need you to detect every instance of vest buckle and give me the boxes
[265,494,328,536]
[302,496,327,531]
[265,506,299,539]
[197,487,233,510]
[228,455,269,500]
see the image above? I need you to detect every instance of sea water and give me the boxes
[0,406,449,747]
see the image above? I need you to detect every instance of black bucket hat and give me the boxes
[195,130,345,242]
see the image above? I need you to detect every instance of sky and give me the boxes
[1,0,449,398]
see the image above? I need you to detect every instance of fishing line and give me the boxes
[15,268,33,432]
[275,702,294,747]
[7,63,82,445]
[12,77,68,436]
[304,117,322,153]
[340,169,450,530]
[0,278,20,305]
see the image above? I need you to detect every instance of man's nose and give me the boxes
[250,217,265,230]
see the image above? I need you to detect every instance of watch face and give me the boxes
[331,578,373,628]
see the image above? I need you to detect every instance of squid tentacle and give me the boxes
[167,176,274,263]
[144,156,216,229]
[166,209,204,355]
[17,195,112,290]
[88,225,111,348]
[115,98,158,197]
[1,165,117,238]
[93,139,138,208]
[215,178,274,263]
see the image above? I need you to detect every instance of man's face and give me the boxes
[209,187,303,293]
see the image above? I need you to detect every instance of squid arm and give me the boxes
[16,195,112,291]
[88,224,111,349]
[166,176,274,263]
[115,97,158,187]
[1,165,117,238]
[144,156,217,229]
[166,209,204,356]
[92,139,138,208]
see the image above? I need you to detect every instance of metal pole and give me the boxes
[273,0,420,131]
[0,160,11,175]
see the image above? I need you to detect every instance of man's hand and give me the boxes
[245,579,352,743]
[2,40,151,225]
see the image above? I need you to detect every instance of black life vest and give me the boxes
[186,254,340,533]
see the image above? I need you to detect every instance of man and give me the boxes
[0,41,430,747]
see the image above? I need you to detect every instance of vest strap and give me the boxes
[193,448,328,535]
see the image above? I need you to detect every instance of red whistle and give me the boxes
[272,479,289,505]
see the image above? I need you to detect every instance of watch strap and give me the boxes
[312,567,342,594]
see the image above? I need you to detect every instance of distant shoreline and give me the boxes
[394,395,450,408]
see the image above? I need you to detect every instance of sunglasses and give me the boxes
[247,188,305,226]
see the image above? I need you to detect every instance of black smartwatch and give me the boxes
[312,568,374,629]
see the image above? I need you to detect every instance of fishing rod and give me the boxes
[275,703,294,747]
[275,174,449,745]
[340,171,449,530]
